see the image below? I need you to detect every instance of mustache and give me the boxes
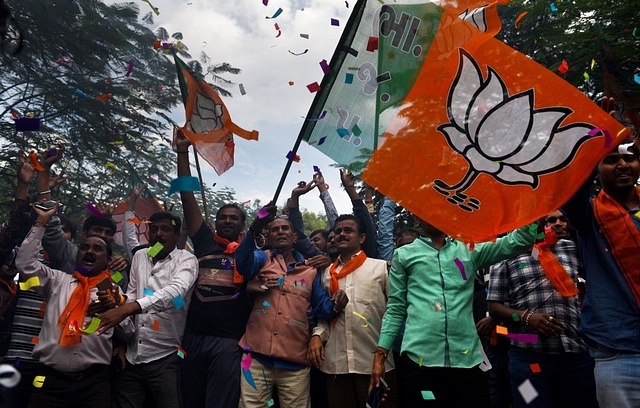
[82,254,96,262]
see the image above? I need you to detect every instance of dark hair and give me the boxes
[85,235,113,258]
[217,204,247,223]
[149,211,181,234]
[334,214,365,235]
[310,229,329,241]
[83,215,116,234]
[396,227,420,246]
[58,214,77,240]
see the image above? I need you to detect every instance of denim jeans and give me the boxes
[508,347,597,408]
[588,343,640,408]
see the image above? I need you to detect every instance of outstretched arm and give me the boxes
[175,128,204,237]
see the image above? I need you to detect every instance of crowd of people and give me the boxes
[0,120,639,408]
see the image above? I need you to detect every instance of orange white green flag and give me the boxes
[361,2,631,243]
[175,55,258,176]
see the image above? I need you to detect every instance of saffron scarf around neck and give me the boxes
[593,187,640,308]
[533,227,578,297]
[57,269,111,346]
[329,251,367,295]
[213,233,244,284]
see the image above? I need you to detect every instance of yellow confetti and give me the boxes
[462,349,469,354]
[352,311,370,328]
[33,376,45,388]
[590,59,595,70]
[635,210,640,219]
[19,276,40,291]
[419,357,423,366]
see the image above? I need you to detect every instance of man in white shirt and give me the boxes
[308,214,396,407]
[98,211,198,408]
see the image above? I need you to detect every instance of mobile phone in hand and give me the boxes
[34,200,56,211]
[366,377,388,408]
[96,278,115,304]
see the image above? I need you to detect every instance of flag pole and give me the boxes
[272,137,303,205]
[173,51,211,221]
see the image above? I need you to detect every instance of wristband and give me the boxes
[37,190,51,195]
[373,349,388,359]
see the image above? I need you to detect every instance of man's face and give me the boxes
[76,237,109,274]
[149,218,179,253]
[310,232,327,253]
[83,225,115,245]
[215,208,243,240]
[597,151,640,194]
[334,219,365,256]
[327,231,338,257]
[546,210,571,240]
[267,219,296,250]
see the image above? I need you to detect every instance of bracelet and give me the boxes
[37,190,51,195]
[373,349,388,359]
[116,293,127,306]
[525,310,534,326]
[520,309,529,322]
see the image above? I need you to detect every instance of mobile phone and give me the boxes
[96,277,115,304]
[34,200,56,211]
[365,377,388,408]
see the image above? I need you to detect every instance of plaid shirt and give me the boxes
[487,239,586,354]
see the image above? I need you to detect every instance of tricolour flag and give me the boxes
[175,55,258,176]
[361,2,630,243]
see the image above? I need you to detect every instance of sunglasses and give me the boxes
[546,216,567,224]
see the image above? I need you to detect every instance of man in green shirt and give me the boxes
[370,216,536,407]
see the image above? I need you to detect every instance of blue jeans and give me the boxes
[509,347,597,408]
[589,343,640,408]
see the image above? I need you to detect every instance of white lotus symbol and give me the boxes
[435,49,594,212]
[187,91,224,134]
[458,5,489,32]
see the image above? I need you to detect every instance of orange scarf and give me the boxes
[533,227,578,297]
[57,270,111,346]
[593,187,640,307]
[329,251,367,294]
[213,233,244,284]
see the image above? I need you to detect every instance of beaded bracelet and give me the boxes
[525,310,534,326]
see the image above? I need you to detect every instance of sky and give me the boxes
[122,0,358,215]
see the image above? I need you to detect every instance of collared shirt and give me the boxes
[378,225,535,369]
[124,246,198,364]
[487,240,586,354]
[313,254,395,375]
[15,227,113,372]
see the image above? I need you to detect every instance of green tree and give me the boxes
[301,210,328,237]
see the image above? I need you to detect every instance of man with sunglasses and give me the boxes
[486,210,597,407]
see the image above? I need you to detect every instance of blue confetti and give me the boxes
[173,294,185,310]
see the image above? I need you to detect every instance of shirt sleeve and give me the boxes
[377,198,396,262]
[122,210,140,261]
[319,190,339,229]
[352,199,379,259]
[15,227,64,299]
[42,216,77,274]
[378,250,408,350]
[486,261,509,302]
[561,171,596,232]
[234,235,268,280]
[472,224,535,271]
[0,198,29,267]
[310,271,336,321]
[135,252,198,313]
[312,318,331,343]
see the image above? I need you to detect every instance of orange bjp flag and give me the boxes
[362,2,630,244]
[174,56,258,176]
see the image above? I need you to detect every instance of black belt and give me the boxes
[42,364,108,382]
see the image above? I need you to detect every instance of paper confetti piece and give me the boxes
[352,311,370,327]
[274,23,281,38]
[265,7,283,19]
[453,258,467,280]
[550,2,557,12]
[514,11,528,28]
[126,217,151,225]
[591,59,596,70]
[352,124,362,136]
[125,60,134,77]
[169,176,201,195]
[19,276,41,291]
[306,82,321,93]
[512,312,520,322]
[507,333,539,343]
[239,84,246,95]
[268,399,275,407]
[434,302,442,312]
[635,74,640,85]
[96,93,112,101]
[147,242,164,258]
[331,18,339,26]
[528,224,545,240]
[110,271,123,284]
[242,368,258,390]
[31,337,39,344]
[173,294,185,310]
[530,363,541,373]
[257,208,269,219]
[28,152,46,172]
[496,325,508,335]
[300,33,309,39]
[262,0,268,5]
[558,59,569,74]
[286,151,301,162]
[152,320,160,331]
[0,364,21,388]
[241,353,252,370]
[320,59,331,75]
[288,49,308,56]
[80,317,101,334]
[318,136,327,146]
[517,379,539,404]
[588,128,612,148]
[421,391,436,400]
[262,301,271,308]
[175,345,187,358]
[108,140,124,145]
[345,73,354,84]
[462,349,469,354]
[143,288,154,297]
[231,292,240,299]
[306,111,327,121]
[337,128,350,137]
[276,276,285,286]
[366,36,379,52]
[33,376,45,388]
[313,165,320,172]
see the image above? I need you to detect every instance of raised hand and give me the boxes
[40,146,65,169]
[173,127,191,152]
[17,150,35,185]
[340,169,356,189]
[49,168,70,188]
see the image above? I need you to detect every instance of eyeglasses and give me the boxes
[546,215,567,224]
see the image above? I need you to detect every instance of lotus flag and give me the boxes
[175,55,258,176]
[361,2,630,243]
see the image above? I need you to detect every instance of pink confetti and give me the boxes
[320,59,331,75]
[507,333,539,343]
[454,258,467,280]
[241,352,252,370]
[125,60,134,77]
[86,203,104,217]
[257,208,269,219]
[588,128,612,148]
[262,0,268,5]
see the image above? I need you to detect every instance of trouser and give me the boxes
[178,332,242,408]
[112,353,180,408]
[326,371,397,408]
[402,354,490,407]
[486,346,512,408]
[0,359,42,408]
[239,355,310,408]
[588,343,640,408]
[309,366,328,408]
[28,364,110,408]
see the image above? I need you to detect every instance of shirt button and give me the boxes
[277,311,282,315]
[273,332,278,336]
[139,341,142,344]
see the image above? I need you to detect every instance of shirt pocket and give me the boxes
[354,280,380,306]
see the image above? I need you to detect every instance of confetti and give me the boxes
[274,23,281,38]
[231,292,240,299]
[288,49,309,56]
[241,353,252,370]
[169,176,201,195]
[242,368,258,390]
[530,363,541,373]
[144,288,154,296]
[528,224,545,240]
[288,81,295,86]
[108,141,124,145]
[345,73,354,84]
[558,59,569,74]
[175,345,188,358]
[591,59,596,70]
[265,7,283,19]
[318,136,327,145]
[19,276,41,291]
[111,271,124,283]
[0,365,21,388]
[268,399,275,407]
[300,33,309,39]
[434,302,442,312]
[147,242,164,258]
[172,294,185,310]
[517,379,539,404]
[257,208,270,219]
[583,72,589,80]
[453,258,467,280]
[550,2,557,12]
[512,312,520,322]
[276,276,285,286]
[80,317,101,334]
[239,83,246,95]
[306,111,327,121]
[33,376,45,388]
[331,18,339,26]
[588,128,613,148]
[262,301,271,308]
[320,59,331,75]
[286,151,301,162]
[507,333,539,343]
[125,60,134,77]
[352,311,370,327]
[366,36,379,52]
[262,0,268,5]
[127,217,151,225]
[419,357,423,366]
[31,337,39,344]
[496,325,508,335]
[421,391,436,400]
[152,320,160,331]
[313,165,320,172]
[514,11,528,28]
[635,74,640,85]
[306,82,321,93]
